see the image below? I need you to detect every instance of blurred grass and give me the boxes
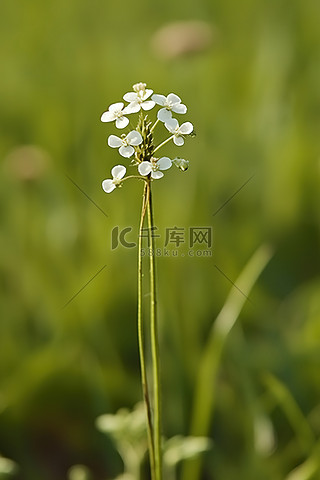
[1,0,320,479]
[183,244,273,480]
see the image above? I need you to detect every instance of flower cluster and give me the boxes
[101,82,193,193]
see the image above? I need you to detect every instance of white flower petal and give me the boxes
[157,108,172,123]
[179,122,193,135]
[101,111,116,122]
[126,130,143,145]
[111,165,126,179]
[158,157,172,170]
[174,136,185,146]
[123,92,137,102]
[152,94,166,106]
[141,100,155,111]
[165,118,178,132]
[102,179,116,193]
[115,116,129,129]
[124,102,140,114]
[109,102,124,112]
[138,162,152,176]
[142,89,153,100]
[167,93,181,104]
[119,145,134,157]
[151,170,164,179]
[108,135,123,148]
[172,104,187,114]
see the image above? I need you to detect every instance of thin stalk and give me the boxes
[137,182,155,480]
[150,118,160,133]
[147,182,163,480]
[153,135,174,154]
[120,175,149,184]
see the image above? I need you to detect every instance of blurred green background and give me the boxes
[1,0,320,479]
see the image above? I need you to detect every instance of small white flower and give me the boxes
[173,158,189,171]
[108,130,143,157]
[101,102,139,129]
[138,157,172,179]
[102,165,126,193]
[152,93,187,123]
[123,82,155,111]
[165,118,193,146]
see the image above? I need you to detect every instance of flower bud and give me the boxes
[173,158,189,171]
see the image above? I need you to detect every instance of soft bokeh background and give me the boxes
[1,0,320,479]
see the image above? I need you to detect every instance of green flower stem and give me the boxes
[153,135,174,154]
[138,182,155,480]
[150,118,160,133]
[147,181,163,480]
[120,175,148,184]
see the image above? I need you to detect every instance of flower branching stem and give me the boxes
[121,175,149,184]
[153,135,174,154]
[150,118,160,133]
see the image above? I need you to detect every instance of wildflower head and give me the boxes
[138,156,172,180]
[100,83,194,193]
[165,119,193,146]
[152,93,187,123]
[102,165,126,193]
[101,102,139,129]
